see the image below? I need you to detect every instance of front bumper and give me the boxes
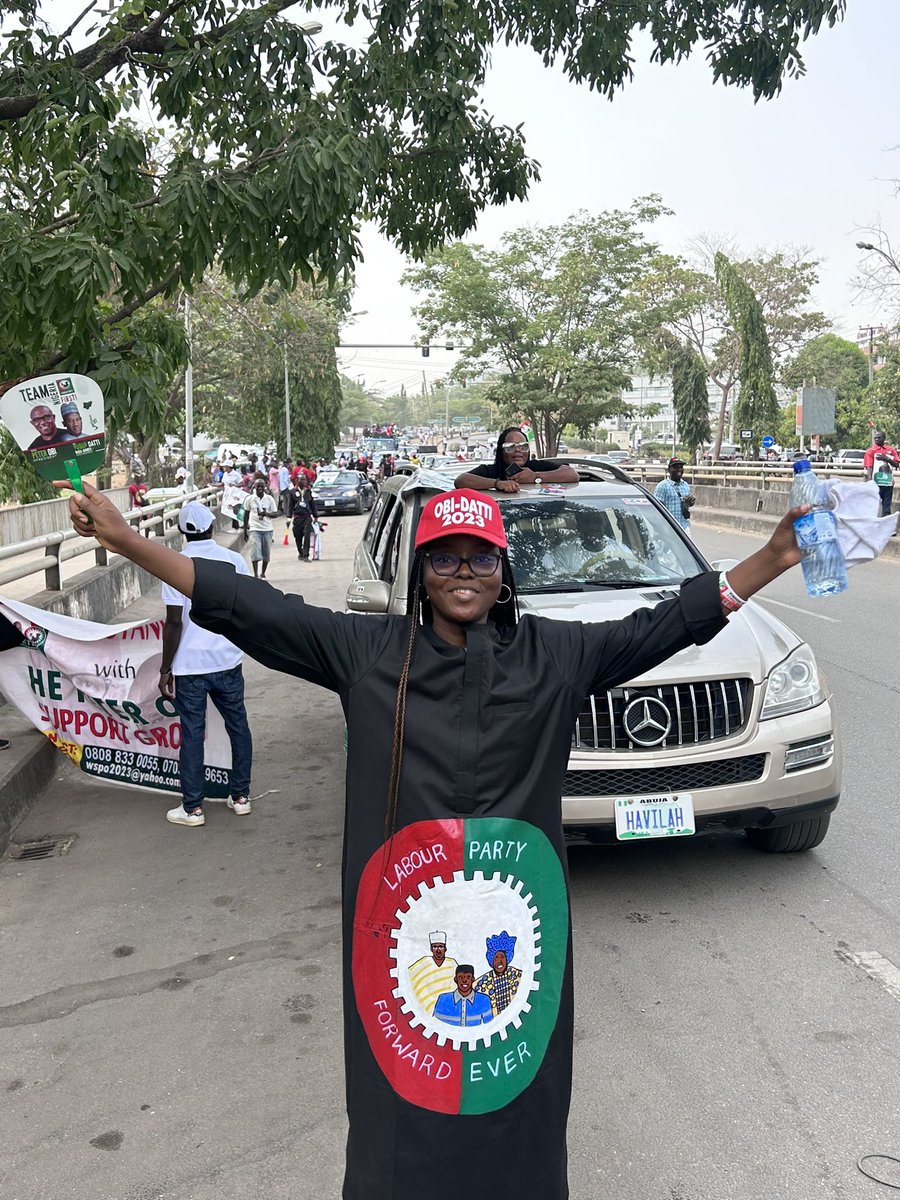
[561,695,841,837]
[315,494,358,511]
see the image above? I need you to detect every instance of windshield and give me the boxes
[317,472,360,487]
[500,496,702,591]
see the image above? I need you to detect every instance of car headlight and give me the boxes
[344,489,358,496]
[760,644,825,720]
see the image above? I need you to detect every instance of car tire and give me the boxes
[744,814,830,853]
[354,496,364,515]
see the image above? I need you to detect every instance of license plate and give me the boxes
[614,793,695,840]
[324,499,335,506]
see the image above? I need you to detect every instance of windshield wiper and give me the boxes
[517,584,589,594]
[576,580,671,589]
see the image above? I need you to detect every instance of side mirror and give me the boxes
[346,579,391,613]
[709,558,740,571]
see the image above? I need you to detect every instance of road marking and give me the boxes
[839,949,900,1003]
[755,596,841,623]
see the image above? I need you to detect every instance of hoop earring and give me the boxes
[497,584,512,604]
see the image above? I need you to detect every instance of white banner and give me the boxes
[0,595,233,797]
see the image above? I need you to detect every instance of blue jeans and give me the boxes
[174,667,252,809]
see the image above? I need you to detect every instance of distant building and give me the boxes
[856,325,888,370]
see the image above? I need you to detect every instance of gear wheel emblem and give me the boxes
[352,816,568,1114]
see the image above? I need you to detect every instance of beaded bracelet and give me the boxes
[719,571,747,614]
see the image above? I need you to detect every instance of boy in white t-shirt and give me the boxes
[160,502,253,827]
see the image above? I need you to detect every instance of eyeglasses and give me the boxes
[501,442,528,452]
[425,551,502,577]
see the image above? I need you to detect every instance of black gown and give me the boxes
[190,561,727,1200]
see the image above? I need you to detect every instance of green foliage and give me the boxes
[339,376,388,435]
[670,342,711,459]
[0,0,843,424]
[185,274,345,461]
[405,202,677,454]
[868,336,900,446]
[782,333,871,448]
[714,252,779,458]
[638,247,829,454]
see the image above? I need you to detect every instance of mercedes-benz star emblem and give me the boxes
[622,696,672,747]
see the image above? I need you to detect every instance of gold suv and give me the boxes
[347,464,840,853]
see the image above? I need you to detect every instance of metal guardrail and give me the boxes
[0,487,221,595]
[621,462,870,488]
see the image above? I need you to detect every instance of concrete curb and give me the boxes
[0,729,58,855]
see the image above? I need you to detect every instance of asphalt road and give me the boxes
[2,513,899,1200]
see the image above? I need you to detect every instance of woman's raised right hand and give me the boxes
[57,481,136,552]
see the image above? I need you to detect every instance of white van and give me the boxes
[212,442,265,464]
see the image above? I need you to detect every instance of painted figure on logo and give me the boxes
[13,621,48,652]
[475,931,523,1017]
[408,931,458,1014]
[433,964,493,1027]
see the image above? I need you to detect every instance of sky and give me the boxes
[338,0,900,394]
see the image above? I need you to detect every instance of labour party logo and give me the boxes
[352,817,568,1114]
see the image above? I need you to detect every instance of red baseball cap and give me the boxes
[415,489,508,551]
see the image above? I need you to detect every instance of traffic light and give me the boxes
[421,344,430,358]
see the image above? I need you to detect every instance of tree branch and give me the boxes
[0,0,304,123]
[0,269,180,396]
[60,0,100,41]
[34,193,161,236]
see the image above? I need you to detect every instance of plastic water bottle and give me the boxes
[790,460,848,596]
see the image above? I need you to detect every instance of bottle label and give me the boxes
[793,510,837,549]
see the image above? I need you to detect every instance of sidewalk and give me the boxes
[0,517,361,1200]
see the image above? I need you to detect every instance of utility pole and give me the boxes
[859,325,876,388]
[283,341,292,459]
[184,295,194,486]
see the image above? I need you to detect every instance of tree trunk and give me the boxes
[712,383,732,457]
[97,437,116,490]
[137,434,161,484]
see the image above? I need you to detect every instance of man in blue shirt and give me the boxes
[654,458,696,532]
[433,964,494,1027]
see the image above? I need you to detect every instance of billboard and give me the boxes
[795,387,836,436]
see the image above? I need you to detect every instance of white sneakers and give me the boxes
[166,797,252,826]
[167,805,205,827]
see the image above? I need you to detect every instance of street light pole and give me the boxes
[283,340,292,460]
[856,239,900,276]
[184,294,194,485]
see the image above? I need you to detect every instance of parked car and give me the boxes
[835,449,866,467]
[346,462,840,853]
[312,469,376,514]
[703,443,742,462]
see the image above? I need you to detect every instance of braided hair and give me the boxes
[383,544,519,840]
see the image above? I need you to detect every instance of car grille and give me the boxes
[561,754,766,797]
[572,679,753,752]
